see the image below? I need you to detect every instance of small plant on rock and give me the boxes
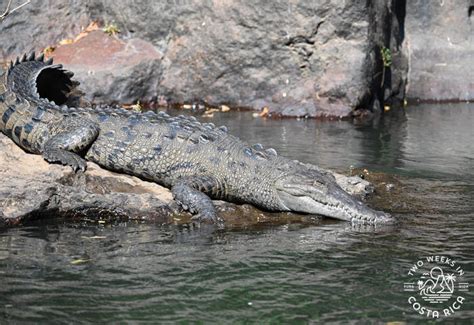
[103,22,120,36]
[380,46,392,87]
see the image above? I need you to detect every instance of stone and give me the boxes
[0,0,406,117]
[51,30,163,104]
[404,0,474,101]
[0,133,175,228]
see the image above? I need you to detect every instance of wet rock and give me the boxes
[0,133,374,229]
[0,0,405,117]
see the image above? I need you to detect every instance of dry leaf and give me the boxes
[74,21,100,42]
[43,46,55,55]
[202,112,214,118]
[59,39,74,45]
[71,259,91,265]
[259,106,270,117]
[220,105,230,112]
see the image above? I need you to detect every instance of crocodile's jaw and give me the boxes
[275,171,393,224]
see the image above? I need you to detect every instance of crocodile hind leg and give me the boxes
[171,176,223,224]
[42,118,99,172]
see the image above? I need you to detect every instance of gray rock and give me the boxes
[0,133,374,228]
[0,0,405,117]
[404,0,474,101]
[0,133,175,228]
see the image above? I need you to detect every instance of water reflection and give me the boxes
[213,103,474,181]
[401,104,474,179]
[1,104,473,323]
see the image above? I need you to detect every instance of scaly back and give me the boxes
[0,53,78,152]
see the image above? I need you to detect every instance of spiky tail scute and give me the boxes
[6,52,79,106]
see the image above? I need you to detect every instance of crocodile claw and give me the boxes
[43,148,87,173]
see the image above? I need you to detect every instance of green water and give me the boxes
[1,104,473,323]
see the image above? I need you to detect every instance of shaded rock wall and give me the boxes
[0,0,403,117]
[3,1,470,111]
[404,0,474,101]
[367,0,408,109]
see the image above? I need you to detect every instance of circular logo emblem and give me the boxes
[403,255,469,319]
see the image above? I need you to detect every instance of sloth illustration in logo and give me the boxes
[418,266,456,299]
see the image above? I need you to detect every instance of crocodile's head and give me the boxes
[275,165,393,224]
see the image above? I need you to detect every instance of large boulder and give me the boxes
[0,0,404,117]
[0,132,176,228]
[50,30,164,105]
[404,0,474,101]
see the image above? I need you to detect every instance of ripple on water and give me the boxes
[1,104,474,323]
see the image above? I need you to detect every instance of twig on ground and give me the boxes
[0,0,30,22]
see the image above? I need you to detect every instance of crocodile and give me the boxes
[0,53,393,225]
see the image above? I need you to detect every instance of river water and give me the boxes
[1,104,473,323]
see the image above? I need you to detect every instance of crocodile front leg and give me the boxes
[42,118,99,172]
[171,176,223,224]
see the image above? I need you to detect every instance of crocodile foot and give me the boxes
[43,148,87,172]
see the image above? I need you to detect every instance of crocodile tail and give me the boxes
[6,52,79,106]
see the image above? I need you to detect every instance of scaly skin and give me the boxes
[0,53,394,225]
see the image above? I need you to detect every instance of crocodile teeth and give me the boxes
[14,57,20,65]
[27,52,35,61]
[9,61,13,69]
[37,53,45,62]
[265,148,278,156]
[252,143,264,151]
[21,53,27,62]
[255,151,267,160]
[45,57,54,65]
